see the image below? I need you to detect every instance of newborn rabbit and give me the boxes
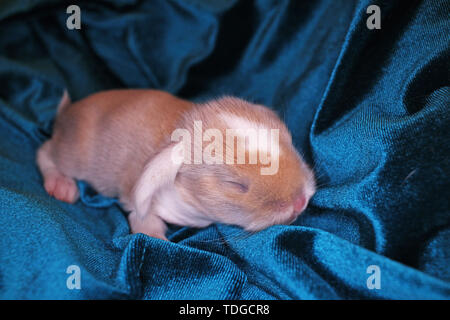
[36,90,316,240]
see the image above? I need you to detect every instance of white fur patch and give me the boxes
[219,113,281,155]
[220,114,265,132]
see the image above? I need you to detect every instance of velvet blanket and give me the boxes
[0,0,448,299]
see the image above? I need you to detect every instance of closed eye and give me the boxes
[223,180,249,193]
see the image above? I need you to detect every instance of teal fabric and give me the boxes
[0,0,449,299]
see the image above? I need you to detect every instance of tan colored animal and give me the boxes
[37,90,315,240]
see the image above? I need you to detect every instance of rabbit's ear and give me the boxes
[132,141,185,218]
